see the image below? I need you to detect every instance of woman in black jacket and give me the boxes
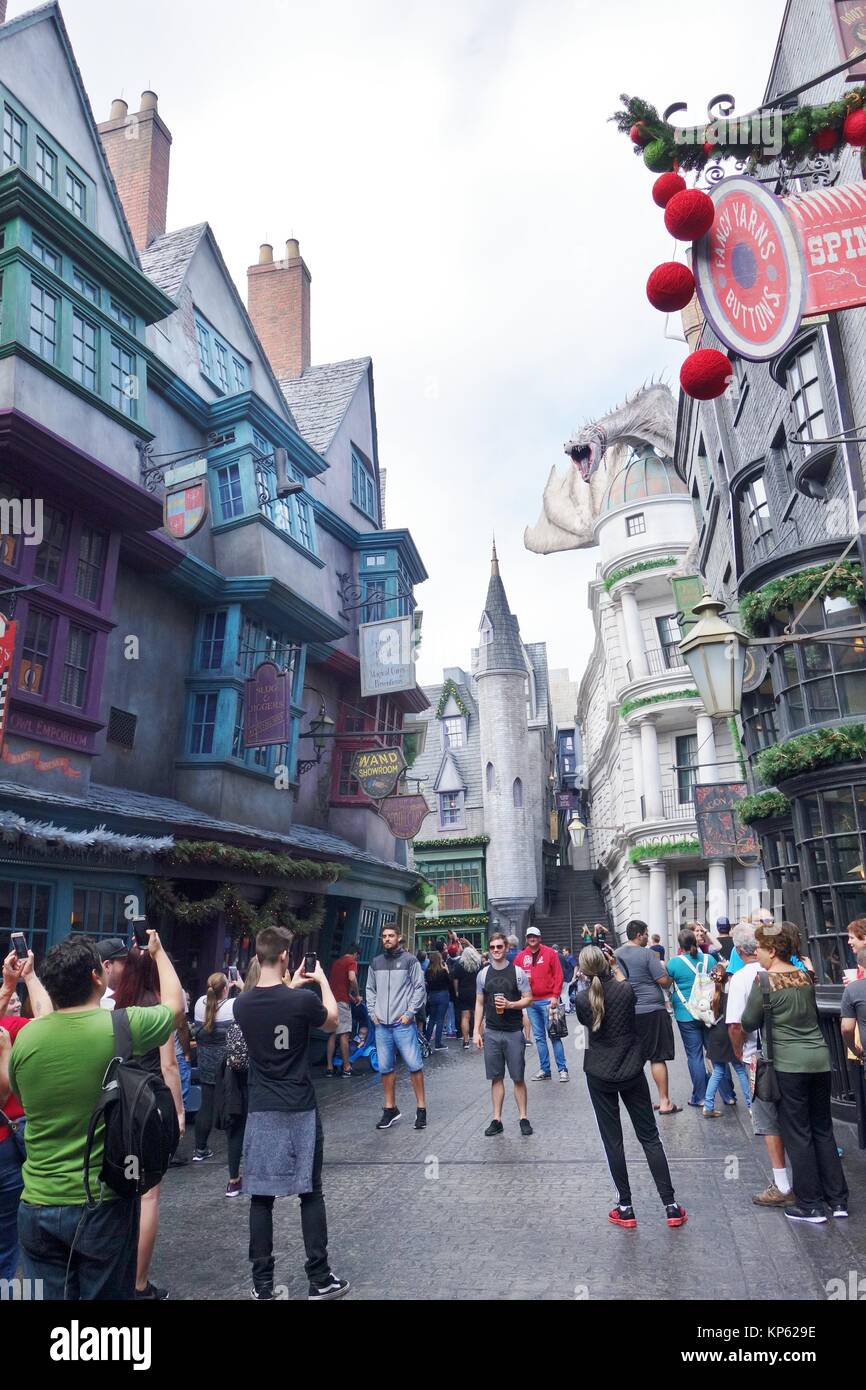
[575,946,687,1230]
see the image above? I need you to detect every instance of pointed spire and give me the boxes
[478,539,524,673]
[491,535,499,577]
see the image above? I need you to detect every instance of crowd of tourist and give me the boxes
[0,905,863,1302]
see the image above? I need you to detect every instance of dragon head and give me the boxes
[564,425,608,483]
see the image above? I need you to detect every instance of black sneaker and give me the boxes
[785,1203,827,1224]
[251,1283,274,1301]
[375,1107,401,1130]
[484,1119,504,1136]
[414,1107,427,1130]
[134,1281,169,1300]
[665,1203,688,1228]
[519,1118,533,1136]
[192,1147,213,1163]
[832,1204,849,1218]
[308,1273,350,1301]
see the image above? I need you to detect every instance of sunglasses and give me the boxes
[489,942,506,950]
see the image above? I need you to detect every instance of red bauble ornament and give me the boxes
[813,127,839,152]
[703,141,716,157]
[680,349,732,401]
[652,172,686,208]
[664,188,716,242]
[843,109,866,146]
[646,262,696,313]
[630,121,651,146]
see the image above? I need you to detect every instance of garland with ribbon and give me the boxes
[145,878,326,942]
[157,839,344,882]
[613,89,866,173]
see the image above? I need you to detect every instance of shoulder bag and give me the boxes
[754,970,782,1104]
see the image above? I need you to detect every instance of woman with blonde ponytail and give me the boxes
[192,971,236,1161]
[574,945,687,1232]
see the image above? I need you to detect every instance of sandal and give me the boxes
[657,1105,682,1115]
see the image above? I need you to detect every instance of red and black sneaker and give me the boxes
[665,1203,688,1228]
[608,1205,637,1229]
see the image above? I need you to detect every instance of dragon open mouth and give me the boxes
[570,444,592,467]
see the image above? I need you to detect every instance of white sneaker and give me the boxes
[532,1070,552,1081]
[559,1071,570,1083]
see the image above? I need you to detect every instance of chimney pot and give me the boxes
[285,238,300,262]
[140,90,159,112]
[109,98,129,121]
[259,243,274,265]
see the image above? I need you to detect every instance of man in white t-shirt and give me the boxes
[725,923,793,1208]
[95,937,128,1011]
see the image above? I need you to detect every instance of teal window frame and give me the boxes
[195,313,244,395]
[252,432,317,555]
[70,886,132,940]
[198,609,229,670]
[2,106,24,168]
[72,268,99,304]
[0,877,52,967]
[110,338,137,417]
[109,299,135,334]
[29,279,58,362]
[351,447,378,522]
[71,310,98,391]
[60,623,92,708]
[214,340,229,391]
[215,462,244,520]
[35,138,56,194]
[65,170,86,220]
[32,236,61,274]
[232,357,247,391]
[189,690,219,754]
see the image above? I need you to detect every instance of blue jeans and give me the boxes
[676,1019,709,1105]
[175,1033,191,1109]
[0,1127,24,1282]
[424,995,449,1048]
[705,1061,751,1112]
[375,1021,423,1074]
[18,1197,140,1300]
[527,1001,567,1075]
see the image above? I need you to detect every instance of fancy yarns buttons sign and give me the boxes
[694,177,806,360]
[243,661,290,747]
[787,180,866,315]
[165,480,208,539]
[378,793,429,838]
[351,746,406,798]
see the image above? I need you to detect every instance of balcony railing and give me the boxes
[640,786,696,822]
[626,645,689,682]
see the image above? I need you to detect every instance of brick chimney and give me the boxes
[0,4,8,25]
[97,91,172,251]
[247,239,311,379]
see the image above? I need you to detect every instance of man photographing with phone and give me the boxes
[232,926,349,1301]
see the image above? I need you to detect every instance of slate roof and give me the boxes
[140,223,207,299]
[407,673,484,816]
[477,550,525,674]
[0,780,416,880]
[279,358,371,456]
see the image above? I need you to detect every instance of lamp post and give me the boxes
[296,692,336,776]
[677,593,748,719]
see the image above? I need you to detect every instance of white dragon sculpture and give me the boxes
[524,382,679,554]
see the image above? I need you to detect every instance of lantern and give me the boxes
[677,594,748,719]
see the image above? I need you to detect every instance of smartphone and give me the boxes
[10,931,27,961]
[304,952,318,975]
[131,916,148,948]
[228,965,239,982]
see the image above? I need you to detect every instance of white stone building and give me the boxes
[577,445,764,952]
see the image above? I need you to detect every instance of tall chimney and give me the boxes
[97,91,172,251]
[0,4,8,25]
[247,238,311,379]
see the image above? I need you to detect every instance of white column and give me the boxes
[707,860,729,930]
[743,865,763,920]
[695,712,720,784]
[630,728,643,822]
[639,716,663,820]
[618,584,649,679]
[647,860,669,955]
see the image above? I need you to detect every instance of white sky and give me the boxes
[31,0,786,686]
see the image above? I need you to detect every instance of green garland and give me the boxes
[755,724,866,784]
[737,790,792,825]
[612,90,866,173]
[739,562,864,636]
[603,556,678,594]
[728,717,747,780]
[157,839,344,882]
[435,680,469,720]
[629,839,701,864]
[146,879,326,941]
[620,688,698,719]
[416,915,490,930]
[413,834,490,850]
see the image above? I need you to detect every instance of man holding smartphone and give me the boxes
[473,931,534,1135]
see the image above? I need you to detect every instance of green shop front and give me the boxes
[412,834,489,949]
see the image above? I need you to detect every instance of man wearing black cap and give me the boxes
[95,937,128,1011]
[715,920,735,962]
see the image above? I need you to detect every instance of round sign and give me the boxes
[741,644,769,695]
[693,177,806,362]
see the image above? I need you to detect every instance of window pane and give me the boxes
[61,624,92,707]
[66,171,85,219]
[33,505,68,585]
[75,526,107,603]
[29,283,58,362]
[18,608,54,693]
[72,312,98,391]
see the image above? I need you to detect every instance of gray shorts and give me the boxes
[746,1053,781,1137]
[483,1028,526,1083]
[336,1001,353,1035]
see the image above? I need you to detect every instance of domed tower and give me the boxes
[476,542,538,934]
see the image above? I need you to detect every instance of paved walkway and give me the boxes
[157,1033,866,1301]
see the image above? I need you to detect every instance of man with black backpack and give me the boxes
[0,932,182,1299]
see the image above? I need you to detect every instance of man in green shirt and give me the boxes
[0,932,182,1299]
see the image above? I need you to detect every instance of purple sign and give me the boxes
[555,792,577,811]
[243,661,290,748]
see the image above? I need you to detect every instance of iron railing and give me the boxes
[626,645,689,681]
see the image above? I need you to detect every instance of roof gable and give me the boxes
[433,752,466,794]
[279,358,371,456]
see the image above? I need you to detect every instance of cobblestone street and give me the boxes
[158,1038,866,1302]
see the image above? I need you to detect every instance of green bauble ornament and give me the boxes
[644,138,673,172]
[788,125,808,146]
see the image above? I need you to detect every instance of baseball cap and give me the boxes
[526,926,541,938]
[95,936,128,962]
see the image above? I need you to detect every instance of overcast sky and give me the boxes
[35,0,786,688]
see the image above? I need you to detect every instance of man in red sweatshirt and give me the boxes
[515,927,568,1082]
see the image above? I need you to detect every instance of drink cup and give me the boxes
[494,993,506,1014]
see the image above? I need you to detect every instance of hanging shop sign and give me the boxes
[742,645,769,695]
[694,782,760,860]
[359,616,415,698]
[694,176,866,361]
[0,612,17,758]
[243,661,290,748]
[351,746,406,799]
[378,793,429,839]
[830,1,866,81]
[165,479,208,539]
[555,791,577,811]
[670,574,709,640]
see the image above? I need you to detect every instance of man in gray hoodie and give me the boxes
[366,924,428,1131]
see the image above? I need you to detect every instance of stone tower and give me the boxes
[475,542,538,933]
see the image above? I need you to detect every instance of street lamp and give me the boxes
[677,593,748,719]
[308,703,335,755]
[568,815,586,849]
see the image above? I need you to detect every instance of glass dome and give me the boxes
[600,445,688,514]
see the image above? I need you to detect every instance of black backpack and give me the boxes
[83,1008,179,1204]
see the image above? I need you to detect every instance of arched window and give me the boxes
[486,761,494,791]
[513,777,523,808]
